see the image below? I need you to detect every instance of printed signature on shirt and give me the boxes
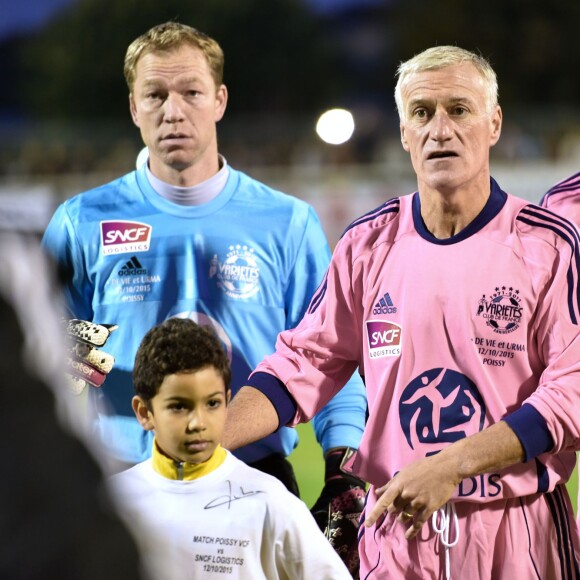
[204,480,265,510]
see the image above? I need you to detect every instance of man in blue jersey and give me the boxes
[42,21,366,574]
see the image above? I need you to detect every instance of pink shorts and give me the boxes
[360,484,580,579]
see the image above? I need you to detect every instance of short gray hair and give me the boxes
[394,46,498,119]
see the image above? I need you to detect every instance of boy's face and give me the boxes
[133,367,230,464]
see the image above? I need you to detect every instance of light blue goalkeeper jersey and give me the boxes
[42,164,366,464]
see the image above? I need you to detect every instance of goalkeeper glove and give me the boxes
[310,447,367,578]
[63,319,118,395]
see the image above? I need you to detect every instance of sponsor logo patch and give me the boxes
[100,221,151,255]
[365,320,402,358]
[117,256,147,276]
[373,292,397,315]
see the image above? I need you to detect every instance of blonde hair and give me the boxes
[394,46,498,119]
[124,21,224,92]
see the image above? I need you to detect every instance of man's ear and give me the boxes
[489,105,503,147]
[214,84,228,123]
[132,396,154,431]
[226,390,232,406]
[129,93,140,128]
[400,123,410,152]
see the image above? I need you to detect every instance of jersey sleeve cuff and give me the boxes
[246,372,297,428]
[503,403,554,462]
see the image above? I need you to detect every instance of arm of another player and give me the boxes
[41,203,95,321]
[365,420,524,539]
[284,205,367,448]
[276,492,352,579]
[42,201,118,403]
[285,206,367,574]
[222,386,280,450]
[63,318,118,396]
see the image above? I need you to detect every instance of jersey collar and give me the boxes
[412,177,507,245]
[151,440,227,481]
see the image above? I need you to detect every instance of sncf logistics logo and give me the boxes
[100,221,151,255]
[366,320,402,359]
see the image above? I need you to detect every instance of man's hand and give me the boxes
[311,447,366,578]
[364,452,460,540]
[364,422,525,539]
[63,319,118,395]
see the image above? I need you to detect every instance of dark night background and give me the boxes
[1,0,579,160]
[0,0,579,241]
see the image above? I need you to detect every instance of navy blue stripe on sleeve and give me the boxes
[246,371,297,428]
[539,171,580,207]
[341,197,400,238]
[307,275,327,315]
[309,198,401,317]
[518,205,580,324]
[503,403,554,462]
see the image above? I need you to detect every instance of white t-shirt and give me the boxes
[109,450,350,580]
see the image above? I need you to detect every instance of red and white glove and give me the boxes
[311,447,367,578]
[63,319,118,395]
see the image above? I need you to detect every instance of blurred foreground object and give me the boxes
[0,230,143,579]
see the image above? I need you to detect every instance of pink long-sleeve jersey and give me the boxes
[540,171,580,225]
[249,178,580,503]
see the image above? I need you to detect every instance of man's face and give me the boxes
[399,62,502,194]
[136,367,229,465]
[129,45,227,177]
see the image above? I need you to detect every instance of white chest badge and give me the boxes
[210,245,260,300]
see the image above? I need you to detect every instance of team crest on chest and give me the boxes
[209,244,260,300]
[476,285,523,334]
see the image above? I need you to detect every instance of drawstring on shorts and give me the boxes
[432,502,459,580]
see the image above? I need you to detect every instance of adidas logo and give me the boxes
[373,292,397,315]
[118,256,147,276]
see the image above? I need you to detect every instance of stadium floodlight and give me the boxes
[136,146,149,169]
[315,108,355,145]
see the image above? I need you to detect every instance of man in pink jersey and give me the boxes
[540,170,580,532]
[222,46,580,578]
[540,171,580,224]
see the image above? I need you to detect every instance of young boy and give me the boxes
[108,318,351,579]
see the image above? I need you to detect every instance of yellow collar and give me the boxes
[152,441,227,481]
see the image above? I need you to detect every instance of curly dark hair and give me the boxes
[133,318,231,402]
